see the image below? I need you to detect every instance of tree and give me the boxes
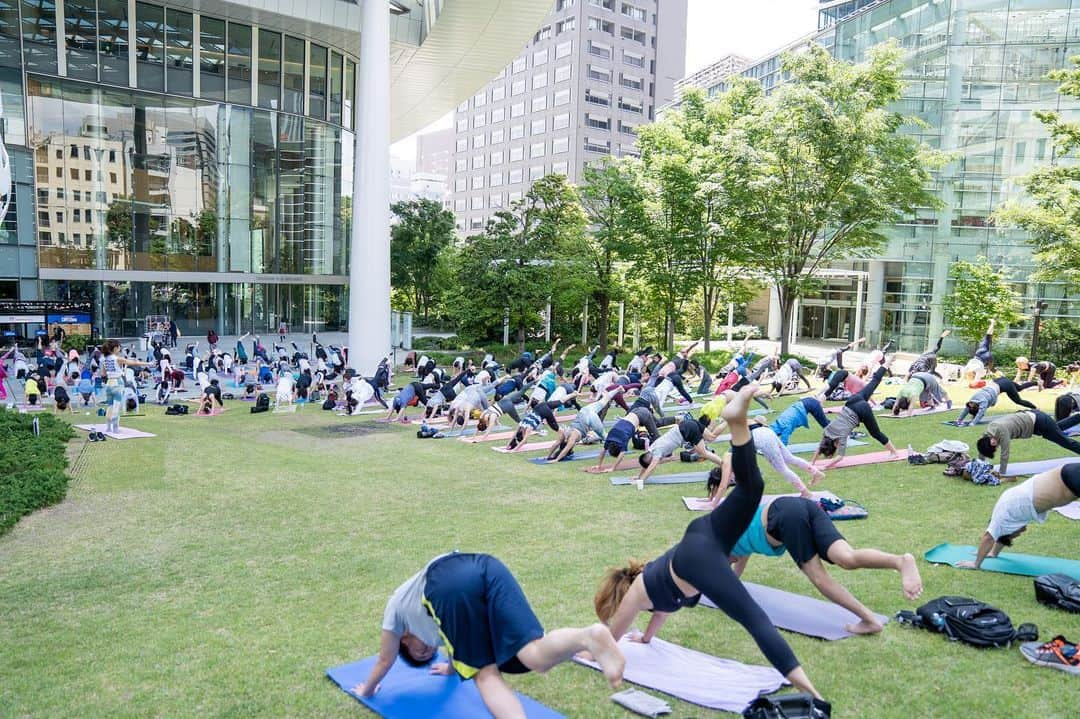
[742,42,945,354]
[941,258,1024,343]
[447,174,587,347]
[577,159,647,352]
[995,56,1080,286]
[390,198,456,321]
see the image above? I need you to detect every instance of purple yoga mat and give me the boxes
[1000,457,1080,477]
[702,582,889,641]
[1053,501,1080,520]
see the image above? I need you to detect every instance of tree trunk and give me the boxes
[665,310,675,353]
[778,289,796,356]
[597,293,610,354]
[517,326,526,352]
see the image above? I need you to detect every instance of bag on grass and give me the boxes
[896,596,1033,648]
[961,459,997,485]
[942,454,973,477]
[1034,574,1080,613]
[743,693,822,719]
[250,392,270,414]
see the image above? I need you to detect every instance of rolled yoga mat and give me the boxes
[999,457,1080,477]
[327,655,564,719]
[573,635,786,713]
[701,582,889,641]
[924,543,1080,580]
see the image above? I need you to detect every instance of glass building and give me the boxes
[0,0,553,340]
[680,0,1080,351]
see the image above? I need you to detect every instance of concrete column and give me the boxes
[928,255,950,342]
[789,298,800,348]
[853,274,864,345]
[767,286,782,340]
[347,0,391,374]
[865,260,885,344]
[617,301,624,347]
[581,302,588,345]
[726,302,734,347]
[544,299,551,342]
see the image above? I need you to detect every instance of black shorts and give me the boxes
[766,497,845,566]
[1063,463,1080,497]
[423,553,544,678]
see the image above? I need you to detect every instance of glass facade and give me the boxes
[0,0,357,337]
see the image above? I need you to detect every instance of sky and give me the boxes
[390,0,822,166]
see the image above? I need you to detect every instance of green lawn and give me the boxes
[1,383,1078,718]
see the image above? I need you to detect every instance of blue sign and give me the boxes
[2,330,15,337]
[35,329,48,336]
[47,313,92,324]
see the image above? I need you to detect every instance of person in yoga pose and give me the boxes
[383,380,430,423]
[907,330,950,378]
[353,551,625,718]
[634,416,723,489]
[1015,358,1063,390]
[506,401,561,451]
[822,369,866,402]
[708,421,825,500]
[476,386,535,439]
[955,377,1038,426]
[545,388,624,462]
[99,340,152,434]
[962,320,995,384]
[1055,389,1080,422]
[588,406,677,473]
[811,364,900,469]
[956,463,1080,570]
[198,378,224,415]
[976,410,1080,475]
[814,339,864,380]
[891,371,951,417]
[592,386,831,716]
[770,358,812,396]
[770,397,831,445]
[727,496,923,634]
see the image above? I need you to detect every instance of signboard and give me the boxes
[0,314,45,323]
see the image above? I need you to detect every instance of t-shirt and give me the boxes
[986,479,1046,540]
[700,395,726,421]
[24,378,40,396]
[381,554,448,647]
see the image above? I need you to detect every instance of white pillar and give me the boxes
[789,298,799,348]
[544,299,551,342]
[726,302,734,347]
[617,301,624,347]
[865,260,885,345]
[767,286,782,340]
[503,308,510,346]
[348,0,391,374]
[581,302,588,345]
[854,274,864,345]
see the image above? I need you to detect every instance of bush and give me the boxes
[411,336,460,351]
[60,334,104,354]
[1038,320,1080,365]
[693,349,814,374]
[0,409,75,535]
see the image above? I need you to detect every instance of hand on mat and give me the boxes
[624,630,648,643]
[350,681,377,697]
[954,560,977,569]
[429,662,452,676]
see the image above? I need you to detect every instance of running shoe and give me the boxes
[1020,636,1080,675]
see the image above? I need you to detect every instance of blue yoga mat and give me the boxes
[1000,457,1080,477]
[327,655,565,719]
[529,450,602,465]
[611,472,705,486]
[924,543,1080,580]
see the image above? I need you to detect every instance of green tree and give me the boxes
[995,56,1080,286]
[577,159,647,352]
[390,198,457,321]
[743,42,945,354]
[941,258,1024,343]
[447,174,587,347]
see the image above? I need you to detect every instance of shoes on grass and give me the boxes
[1020,635,1079,675]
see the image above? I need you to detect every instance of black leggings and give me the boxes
[826,370,848,396]
[498,391,526,424]
[671,439,800,676]
[668,372,695,404]
[1033,411,1080,456]
[632,406,675,441]
[1063,463,1080,496]
[1056,393,1080,422]
[847,366,889,446]
[994,378,1037,412]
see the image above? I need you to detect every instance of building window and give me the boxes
[511,79,526,96]
[587,65,612,83]
[491,107,505,123]
[589,0,614,10]
[623,51,644,68]
[509,169,523,183]
[490,172,503,186]
[97,0,129,85]
[64,0,98,80]
[533,50,549,69]
[309,43,327,118]
[588,40,612,59]
[471,196,484,210]
[554,89,571,106]
[472,155,485,169]
[533,25,551,42]
[553,113,570,130]
[455,199,466,212]
[621,3,646,21]
[200,16,226,101]
[530,142,545,158]
[329,52,344,124]
[23,0,59,74]
[456,118,468,132]
[533,71,548,89]
[555,65,572,83]
[472,176,484,190]
[491,128,505,143]
[509,146,524,161]
[620,26,646,44]
[531,118,545,134]
[344,59,356,129]
[509,124,524,140]
[618,96,642,113]
[619,120,636,135]
[469,216,484,230]
[555,41,572,59]
[282,35,305,114]
[473,134,485,149]
[584,136,610,154]
[490,194,503,208]
[587,17,614,35]
[135,2,166,91]
[529,165,545,180]
[455,138,467,152]
[492,85,505,102]
[455,158,467,172]
[586,113,610,130]
[512,57,526,74]
[474,113,486,128]
[474,91,487,107]
[165,9,194,95]
[531,96,547,112]
[553,136,569,154]
[255,30,282,109]
[556,0,575,10]
[510,102,525,118]
[556,17,575,34]
[620,73,643,91]
[454,178,466,192]
[585,90,610,106]
[490,150,503,165]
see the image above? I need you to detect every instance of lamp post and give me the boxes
[1030,300,1048,358]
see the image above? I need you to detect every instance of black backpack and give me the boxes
[1034,574,1080,613]
[897,596,1035,648]
[743,694,825,719]
[250,392,270,414]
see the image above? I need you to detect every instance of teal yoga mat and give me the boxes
[924,543,1080,580]
[610,472,705,486]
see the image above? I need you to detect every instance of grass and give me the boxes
[1,380,1078,718]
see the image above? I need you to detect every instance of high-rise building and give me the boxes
[415,127,455,177]
[449,0,688,234]
[672,53,750,104]
[0,0,550,347]
[674,0,1080,351]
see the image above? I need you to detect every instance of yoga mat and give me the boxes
[701,582,889,641]
[1053,501,1080,520]
[999,457,1080,477]
[574,635,785,713]
[528,450,602,464]
[74,424,156,440]
[787,439,866,454]
[924,543,1080,580]
[610,472,705,486]
[493,441,557,453]
[460,430,517,443]
[327,654,564,719]
[942,419,988,427]
[816,449,909,469]
[880,405,953,418]
[682,491,840,512]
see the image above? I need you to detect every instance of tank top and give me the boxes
[103,354,122,381]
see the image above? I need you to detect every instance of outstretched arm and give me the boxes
[956,532,998,569]
[353,630,399,697]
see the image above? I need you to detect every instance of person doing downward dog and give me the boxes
[708,422,824,500]
[954,377,1038,426]
[976,410,1080,476]
[634,415,723,489]
[727,496,923,634]
[891,371,951,417]
[811,364,900,469]
[353,552,625,719]
[592,386,832,717]
[906,330,949,378]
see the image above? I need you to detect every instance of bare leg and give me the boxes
[516,624,624,687]
[827,541,923,601]
[474,664,526,719]
[786,666,823,701]
[721,384,758,446]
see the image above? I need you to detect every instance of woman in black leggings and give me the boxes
[592,386,830,715]
[812,364,899,468]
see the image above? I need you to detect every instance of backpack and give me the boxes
[743,694,822,719]
[896,596,1034,648]
[961,458,998,485]
[165,403,188,416]
[250,393,270,414]
[1033,574,1080,613]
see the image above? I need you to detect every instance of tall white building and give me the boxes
[672,53,750,105]
[449,0,688,234]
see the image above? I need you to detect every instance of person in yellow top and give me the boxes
[24,376,41,405]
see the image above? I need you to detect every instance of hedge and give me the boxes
[0,409,76,535]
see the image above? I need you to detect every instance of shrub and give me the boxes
[1038,320,1080,365]
[410,336,460,351]
[60,334,104,354]
[0,409,76,535]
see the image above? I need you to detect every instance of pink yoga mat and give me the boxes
[815,449,908,469]
[492,440,556,453]
[74,424,156,440]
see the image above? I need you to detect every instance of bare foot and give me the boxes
[899,553,923,600]
[585,624,625,688]
[810,469,825,486]
[845,619,884,635]
[721,384,758,425]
